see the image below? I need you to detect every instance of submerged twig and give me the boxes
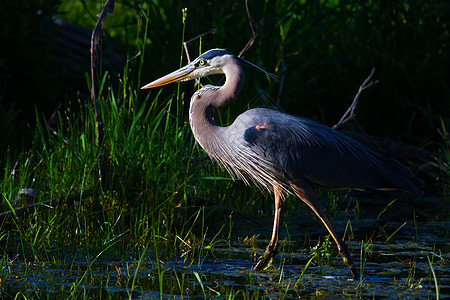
[333,68,378,130]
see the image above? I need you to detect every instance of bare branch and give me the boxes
[90,0,115,185]
[183,42,191,64]
[180,1,261,62]
[91,0,116,101]
[245,0,257,34]
[179,2,262,89]
[239,0,262,59]
[182,28,216,63]
[181,28,216,89]
[333,68,378,130]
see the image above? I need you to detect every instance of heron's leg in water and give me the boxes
[290,183,359,280]
[253,185,283,271]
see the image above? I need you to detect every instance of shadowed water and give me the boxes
[1,196,448,298]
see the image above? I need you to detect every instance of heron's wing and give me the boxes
[237,107,421,194]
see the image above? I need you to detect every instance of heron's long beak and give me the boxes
[141,64,195,89]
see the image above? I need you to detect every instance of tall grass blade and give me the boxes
[193,271,206,297]
[427,255,440,300]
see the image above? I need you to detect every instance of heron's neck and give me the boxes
[214,61,245,107]
[189,59,244,154]
[189,99,218,151]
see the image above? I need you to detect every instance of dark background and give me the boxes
[1,0,448,160]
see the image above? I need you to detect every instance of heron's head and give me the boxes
[141,49,234,89]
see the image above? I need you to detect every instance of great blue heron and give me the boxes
[142,48,422,279]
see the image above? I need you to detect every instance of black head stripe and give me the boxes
[197,49,232,61]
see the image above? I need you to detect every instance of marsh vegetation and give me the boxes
[0,0,448,298]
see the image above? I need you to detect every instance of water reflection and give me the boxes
[1,196,448,298]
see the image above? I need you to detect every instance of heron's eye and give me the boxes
[199,59,205,66]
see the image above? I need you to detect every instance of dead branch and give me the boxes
[332,68,378,130]
[183,28,216,63]
[181,29,217,89]
[90,0,115,102]
[179,1,263,96]
[90,0,115,184]
[238,0,262,59]
[181,0,261,62]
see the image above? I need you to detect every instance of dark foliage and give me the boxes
[1,0,448,159]
[0,0,63,155]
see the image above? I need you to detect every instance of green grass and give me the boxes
[0,4,264,298]
[1,82,445,297]
[0,0,448,299]
[0,65,255,298]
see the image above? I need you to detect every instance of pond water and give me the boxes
[1,195,448,298]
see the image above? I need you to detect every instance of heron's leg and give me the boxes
[253,184,283,271]
[290,183,359,279]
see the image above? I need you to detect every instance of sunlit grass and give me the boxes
[0,3,263,298]
[0,0,448,299]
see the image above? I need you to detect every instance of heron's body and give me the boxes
[142,48,422,279]
[194,105,421,195]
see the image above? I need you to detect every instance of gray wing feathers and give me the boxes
[238,108,422,194]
